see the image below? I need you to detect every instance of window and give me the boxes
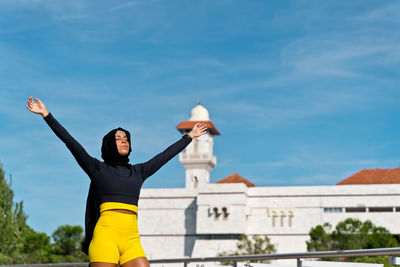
[345,207,366,213]
[369,207,393,212]
[323,207,343,213]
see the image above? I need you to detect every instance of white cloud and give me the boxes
[281,36,399,78]
[256,158,400,169]
[357,2,400,24]
[108,0,161,12]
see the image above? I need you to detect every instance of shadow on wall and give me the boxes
[184,199,197,257]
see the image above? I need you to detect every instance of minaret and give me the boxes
[176,101,220,189]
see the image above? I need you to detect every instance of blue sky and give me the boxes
[1,0,400,235]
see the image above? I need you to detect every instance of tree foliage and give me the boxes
[52,225,85,259]
[308,218,398,251]
[0,163,88,264]
[307,218,398,267]
[0,163,29,258]
[218,234,276,264]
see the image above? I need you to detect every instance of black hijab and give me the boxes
[101,127,132,166]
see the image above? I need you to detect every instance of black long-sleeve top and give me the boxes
[43,113,192,254]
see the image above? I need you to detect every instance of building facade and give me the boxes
[137,104,400,259]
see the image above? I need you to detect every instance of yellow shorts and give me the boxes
[89,202,146,265]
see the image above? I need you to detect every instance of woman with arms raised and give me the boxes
[26,97,207,267]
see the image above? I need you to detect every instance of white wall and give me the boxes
[138,184,400,259]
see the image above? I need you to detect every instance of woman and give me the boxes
[26,97,207,267]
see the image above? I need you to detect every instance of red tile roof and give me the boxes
[176,121,221,135]
[337,168,400,185]
[215,173,255,187]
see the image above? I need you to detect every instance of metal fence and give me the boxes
[3,247,400,267]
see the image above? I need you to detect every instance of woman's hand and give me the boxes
[26,96,49,117]
[188,123,208,139]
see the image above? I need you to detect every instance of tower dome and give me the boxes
[189,104,210,121]
[176,102,221,135]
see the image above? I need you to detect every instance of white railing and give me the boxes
[2,247,400,267]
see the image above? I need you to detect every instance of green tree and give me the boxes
[0,163,54,264]
[0,163,28,260]
[308,222,333,251]
[218,234,276,264]
[307,218,398,267]
[52,224,86,261]
[9,229,53,264]
[308,218,397,251]
[0,162,88,264]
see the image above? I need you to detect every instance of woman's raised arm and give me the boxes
[140,123,208,180]
[26,97,98,176]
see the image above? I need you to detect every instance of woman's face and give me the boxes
[115,130,130,156]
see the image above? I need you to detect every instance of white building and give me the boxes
[138,104,400,259]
